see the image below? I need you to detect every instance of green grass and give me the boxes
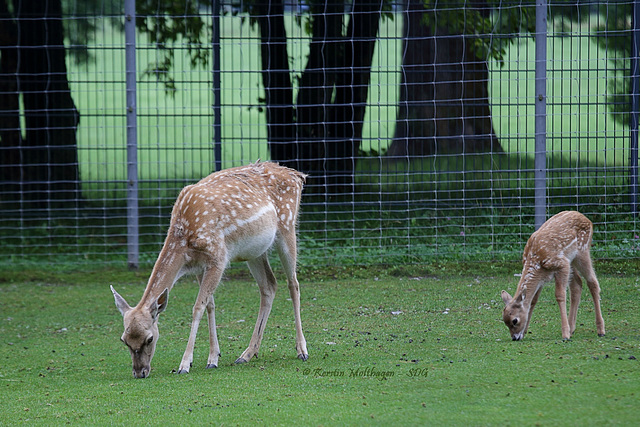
[1,263,639,424]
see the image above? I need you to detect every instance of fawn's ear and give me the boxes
[501,290,512,306]
[150,288,169,319]
[110,285,131,317]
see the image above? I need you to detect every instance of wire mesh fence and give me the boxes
[0,0,638,268]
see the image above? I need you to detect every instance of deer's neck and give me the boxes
[139,243,187,306]
[515,264,545,308]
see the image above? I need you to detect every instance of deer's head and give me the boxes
[501,288,528,341]
[110,286,168,378]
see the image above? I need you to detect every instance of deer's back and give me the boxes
[168,162,304,257]
[522,211,593,271]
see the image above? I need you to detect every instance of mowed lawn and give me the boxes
[1,262,638,425]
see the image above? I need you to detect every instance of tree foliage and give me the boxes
[420,0,535,65]
[60,0,211,94]
[135,0,209,93]
[590,3,631,125]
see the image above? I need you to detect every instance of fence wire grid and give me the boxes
[0,0,639,268]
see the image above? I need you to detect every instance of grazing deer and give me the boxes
[501,211,606,341]
[111,161,309,378]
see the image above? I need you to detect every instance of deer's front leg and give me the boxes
[178,298,205,374]
[178,267,223,374]
[206,294,220,369]
[236,254,277,364]
[524,287,542,337]
[554,265,572,340]
[568,271,583,336]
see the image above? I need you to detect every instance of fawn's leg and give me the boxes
[574,250,605,337]
[524,287,542,336]
[553,262,572,340]
[568,270,583,336]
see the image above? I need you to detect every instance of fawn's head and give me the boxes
[501,288,529,341]
[110,286,168,378]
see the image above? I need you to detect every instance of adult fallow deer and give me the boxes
[111,161,308,378]
[501,211,606,341]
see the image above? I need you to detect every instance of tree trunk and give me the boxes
[0,0,21,198]
[326,0,383,193]
[255,0,296,170]
[295,1,344,177]
[387,0,503,158]
[257,1,381,197]
[15,0,80,206]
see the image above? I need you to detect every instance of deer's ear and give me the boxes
[151,288,169,319]
[501,290,512,306]
[110,286,131,317]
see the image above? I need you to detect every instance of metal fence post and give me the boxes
[212,0,222,172]
[125,0,139,269]
[534,0,547,229]
[631,0,640,214]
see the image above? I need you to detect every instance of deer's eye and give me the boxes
[512,318,519,326]
[146,336,154,345]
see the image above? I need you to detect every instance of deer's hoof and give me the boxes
[234,357,248,364]
[298,353,309,362]
[177,368,189,374]
[206,363,218,369]
[598,333,605,337]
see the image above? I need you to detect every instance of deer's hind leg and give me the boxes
[574,249,605,337]
[236,252,278,364]
[276,230,308,361]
